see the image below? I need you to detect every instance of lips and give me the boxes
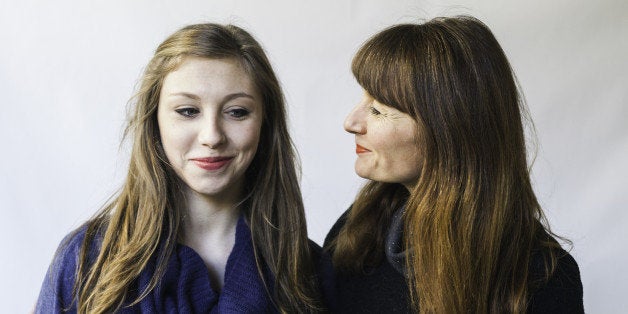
[356,144,370,154]
[191,157,234,171]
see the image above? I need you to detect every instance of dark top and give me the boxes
[35,216,278,313]
[322,209,585,313]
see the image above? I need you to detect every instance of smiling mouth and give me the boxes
[191,157,234,171]
[356,144,370,154]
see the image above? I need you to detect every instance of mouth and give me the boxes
[191,156,234,171]
[356,144,370,154]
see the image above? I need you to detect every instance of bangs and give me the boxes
[351,24,422,118]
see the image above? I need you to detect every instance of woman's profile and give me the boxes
[324,16,584,313]
[36,23,323,313]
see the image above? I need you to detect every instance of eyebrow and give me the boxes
[168,92,200,100]
[167,92,256,104]
[222,92,256,103]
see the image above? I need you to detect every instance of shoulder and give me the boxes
[48,224,92,279]
[311,222,342,312]
[35,223,102,312]
[319,207,410,312]
[528,248,584,313]
[323,207,351,249]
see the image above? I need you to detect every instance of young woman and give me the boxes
[36,23,323,313]
[324,16,584,313]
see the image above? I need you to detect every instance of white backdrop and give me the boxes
[1,0,626,312]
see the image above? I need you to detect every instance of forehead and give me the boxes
[161,57,258,97]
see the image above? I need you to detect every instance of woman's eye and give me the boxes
[227,108,250,119]
[370,106,382,115]
[175,108,199,117]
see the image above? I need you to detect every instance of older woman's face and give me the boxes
[157,57,263,201]
[344,91,421,190]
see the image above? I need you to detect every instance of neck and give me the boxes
[402,180,417,192]
[180,188,243,291]
[182,188,242,237]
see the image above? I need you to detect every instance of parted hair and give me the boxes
[330,16,563,313]
[71,23,323,313]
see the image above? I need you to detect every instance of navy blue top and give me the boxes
[36,216,276,313]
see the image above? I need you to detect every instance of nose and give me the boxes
[344,103,366,135]
[198,115,226,149]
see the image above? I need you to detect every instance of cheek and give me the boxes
[386,127,421,169]
[232,123,262,154]
[159,122,192,161]
[397,139,422,177]
[373,129,403,161]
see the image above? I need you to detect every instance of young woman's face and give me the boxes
[157,57,263,200]
[344,91,421,189]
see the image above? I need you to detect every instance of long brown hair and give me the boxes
[72,24,322,313]
[330,16,563,312]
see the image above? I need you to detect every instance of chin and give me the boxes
[354,169,374,181]
[191,188,225,197]
[186,181,227,195]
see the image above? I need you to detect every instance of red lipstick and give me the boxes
[356,144,370,154]
[191,157,233,171]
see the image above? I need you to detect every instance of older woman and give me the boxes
[36,24,324,313]
[324,16,584,313]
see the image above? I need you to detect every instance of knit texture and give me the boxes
[384,206,408,277]
[36,216,276,313]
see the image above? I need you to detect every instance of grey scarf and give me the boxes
[385,206,409,277]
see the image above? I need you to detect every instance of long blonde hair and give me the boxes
[330,16,563,312]
[72,23,322,313]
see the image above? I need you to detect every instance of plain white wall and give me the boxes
[1,0,626,312]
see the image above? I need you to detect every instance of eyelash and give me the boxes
[175,107,199,117]
[174,107,250,120]
[370,106,382,116]
[226,108,250,119]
